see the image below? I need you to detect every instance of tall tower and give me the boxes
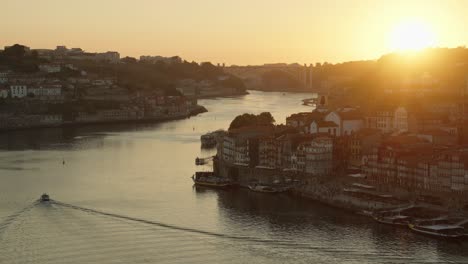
[308,64,313,90]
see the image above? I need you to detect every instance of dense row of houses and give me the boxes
[363,136,468,198]
[217,125,335,177]
[216,99,468,200]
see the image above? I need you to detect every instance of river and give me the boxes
[0,90,467,263]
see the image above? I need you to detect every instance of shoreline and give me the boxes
[0,105,208,133]
[214,160,461,217]
[195,91,249,99]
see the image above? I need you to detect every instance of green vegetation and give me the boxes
[229,112,275,130]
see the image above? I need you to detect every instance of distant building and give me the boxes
[303,136,333,176]
[39,64,61,73]
[286,110,328,134]
[140,55,182,64]
[348,128,382,168]
[0,71,10,84]
[95,51,120,63]
[393,106,409,132]
[10,85,28,98]
[309,120,338,136]
[324,107,363,136]
[365,105,394,133]
[0,86,9,98]
[417,129,457,146]
[28,85,62,98]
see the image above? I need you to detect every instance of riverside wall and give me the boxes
[0,105,207,132]
[214,158,404,212]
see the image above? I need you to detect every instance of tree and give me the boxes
[229,112,275,130]
[258,112,275,124]
[4,44,27,58]
[121,56,137,64]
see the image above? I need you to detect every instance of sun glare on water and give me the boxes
[389,20,436,52]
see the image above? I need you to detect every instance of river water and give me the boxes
[0,90,467,263]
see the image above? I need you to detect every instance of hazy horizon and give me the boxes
[2,0,468,65]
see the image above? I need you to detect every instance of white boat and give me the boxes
[408,224,465,239]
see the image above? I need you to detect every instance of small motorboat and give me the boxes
[40,193,50,202]
[192,172,232,188]
[248,184,290,193]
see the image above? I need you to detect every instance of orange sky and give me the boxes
[1,0,467,65]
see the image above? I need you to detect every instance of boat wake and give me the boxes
[50,200,314,247]
[0,200,40,236]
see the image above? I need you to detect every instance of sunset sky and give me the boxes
[2,0,467,65]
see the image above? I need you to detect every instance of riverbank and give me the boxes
[0,105,207,133]
[213,159,464,218]
[195,90,249,99]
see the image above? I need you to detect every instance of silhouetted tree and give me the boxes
[4,44,27,58]
[229,112,275,130]
[121,56,137,64]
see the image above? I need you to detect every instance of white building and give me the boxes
[39,64,61,73]
[394,106,409,132]
[309,120,339,136]
[95,51,120,63]
[324,107,363,136]
[28,85,62,97]
[10,85,28,98]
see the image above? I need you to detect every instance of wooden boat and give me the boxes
[408,224,465,239]
[192,172,232,188]
[248,184,290,193]
[195,157,206,165]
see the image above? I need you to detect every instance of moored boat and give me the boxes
[373,215,411,226]
[192,172,232,188]
[248,184,290,193]
[408,224,465,239]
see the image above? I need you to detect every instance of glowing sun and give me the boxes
[389,21,436,51]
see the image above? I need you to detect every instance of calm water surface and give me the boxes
[0,91,467,263]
